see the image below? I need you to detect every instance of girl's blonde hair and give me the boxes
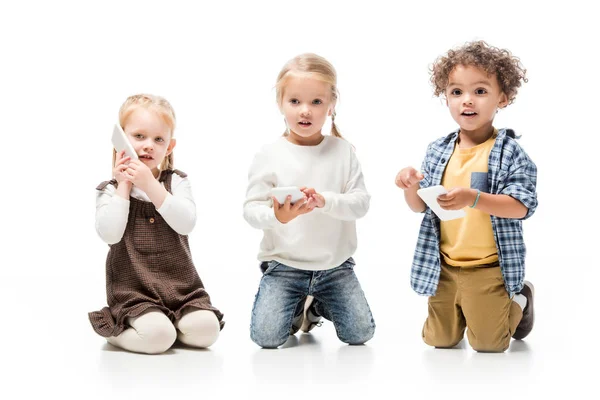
[275,53,342,138]
[113,94,177,171]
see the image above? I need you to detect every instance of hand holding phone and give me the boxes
[270,186,305,205]
[270,186,313,224]
[417,185,466,221]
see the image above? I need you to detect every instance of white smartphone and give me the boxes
[417,185,466,221]
[270,186,305,205]
[111,123,138,160]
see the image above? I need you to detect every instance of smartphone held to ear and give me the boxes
[111,124,138,160]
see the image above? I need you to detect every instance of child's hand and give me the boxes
[437,187,477,210]
[123,160,155,192]
[300,187,325,208]
[273,195,313,224]
[113,150,133,187]
[395,167,424,190]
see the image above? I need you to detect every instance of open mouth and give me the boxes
[461,111,477,117]
[139,154,154,160]
[298,121,312,127]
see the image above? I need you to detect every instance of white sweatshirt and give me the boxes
[95,174,196,245]
[243,136,370,271]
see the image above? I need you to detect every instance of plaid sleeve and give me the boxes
[419,143,433,189]
[499,143,538,220]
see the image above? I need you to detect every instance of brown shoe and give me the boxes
[512,281,534,340]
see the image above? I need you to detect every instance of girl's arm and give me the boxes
[156,175,196,235]
[123,161,196,234]
[320,149,370,221]
[96,151,133,244]
[95,185,130,244]
[243,151,281,230]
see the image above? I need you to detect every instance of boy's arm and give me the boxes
[491,142,538,219]
[439,150,537,219]
[396,144,430,213]
[471,191,529,218]
[438,185,532,219]
[404,177,426,213]
[497,157,538,219]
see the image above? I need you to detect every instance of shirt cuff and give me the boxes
[320,191,336,213]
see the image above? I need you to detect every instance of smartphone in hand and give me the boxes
[270,187,305,205]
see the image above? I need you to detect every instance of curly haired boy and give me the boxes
[395,41,537,352]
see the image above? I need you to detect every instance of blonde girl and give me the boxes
[244,54,375,348]
[89,94,224,354]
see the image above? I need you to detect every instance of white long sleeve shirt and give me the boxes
[95,174,197,244]
[243,136,370,271]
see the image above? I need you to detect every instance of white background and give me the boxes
[1,0,598,398]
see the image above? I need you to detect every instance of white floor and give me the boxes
[2,266,594,400]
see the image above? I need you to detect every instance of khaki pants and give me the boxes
[422,262,523,352]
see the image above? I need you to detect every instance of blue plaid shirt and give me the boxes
[411,128,538,297]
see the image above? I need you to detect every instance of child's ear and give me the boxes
[498,93,509,109]
[166,138,177,155]
[328,99,337,116]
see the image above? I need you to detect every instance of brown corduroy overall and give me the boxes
[89,169,224,337]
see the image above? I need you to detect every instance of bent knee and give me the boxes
[422,330,463,349]
[141,324,177,354]
[250,311,291,349]
[423,336,463,349]
[178,310,221,348]
[468,335,509,353]
[250,330,289,349]
[339,323,375,345]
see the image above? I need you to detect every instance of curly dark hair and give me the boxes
[430,41,527,105]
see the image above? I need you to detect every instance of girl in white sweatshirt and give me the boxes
[244,54,375,348]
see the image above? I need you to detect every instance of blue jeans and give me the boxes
[250,258,375,348]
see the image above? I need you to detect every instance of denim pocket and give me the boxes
[263,261,281,275]
[470,172,489,193]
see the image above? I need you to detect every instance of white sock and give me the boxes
[513,293,527,311]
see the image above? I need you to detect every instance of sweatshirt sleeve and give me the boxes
[320,147,370,221]
[243,148,281,230]
[95,185,129,245]
[157,176,197,235]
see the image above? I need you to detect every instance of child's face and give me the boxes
[445,64,508,136]
[123,108,176,176]
[280,75,333,144]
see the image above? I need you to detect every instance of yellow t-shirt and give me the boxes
[440,132,498,267]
